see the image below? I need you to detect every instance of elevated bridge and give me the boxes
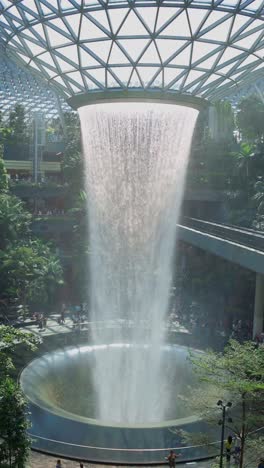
[177,217,264,336]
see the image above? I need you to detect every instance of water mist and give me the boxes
[79,102,198,424]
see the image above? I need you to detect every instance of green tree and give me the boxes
[237,96,264,142]
[0,240,63,314]
[187,340,264,468]
[0,326,39,467]
[231,142,255,181]
[0,378,30,468]
[0,195,31,249]
[0,148,8,193]
[8,104,28,144]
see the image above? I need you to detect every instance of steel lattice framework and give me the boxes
[0,0,263,102]
[0,47,69,118]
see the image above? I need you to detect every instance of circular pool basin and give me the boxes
[20,343,218,464]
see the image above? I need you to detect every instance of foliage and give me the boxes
[0,194,31,249]
[8,104,28,144]
[237,96,264,141]
[0,378,31,468]
[231,142,256,180]
[0,325,39,379]
[0,240,63,312]
[187,340,264,468]
[0,148,8,193]
[0,327,39,467]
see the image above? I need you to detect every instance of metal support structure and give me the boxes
[32,112,46,183]
[217,400,232,468]
[0,1,263,103]
[253,273,264,338]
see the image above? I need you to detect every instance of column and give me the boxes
[253,273,264,338]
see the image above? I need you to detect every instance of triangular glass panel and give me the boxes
[199,10,228,34]
[67,71,84,87]
[137,66,160,85]
[183,70,205,88]
[40,3,54,16]
[128,69,141,87]
[110,67,133,86]
[59,0,73,11]
[12,6,24,21]
[69,82,83,93]
[0,16,10,26]
[31,24,46,41]
[83,75,99,90]
[108,8,129,34]
[192,41,219,64]
[155,39,180,62]
[42,66,57,78]
[169,75,185,91]
[216,47,243,66]
[135,7,158,34]
[51,76,67,89]
[86,41,111,63]
[107,71,121,88]
[197,51,221,69]
[233,31,262,49]
[38,51,56,67]
[23,11,36,22]
[187,9,208,36]
[109,43,130,64]
[118,39,149,62]
[118,10,148,36]
[201,73,222,87]
[244,0,263,11]
[11,19,22,28]
[22,29,40,41]
[230,14,251,39]
[79,47,100,67]
[88,10,110,32]
[87,68,106,85]
[17,52,30,64]
[29,61,41,72]
[250,63,264,72]
[161,11,191,37]
[80,15,104,40]
[23,39,45,56]
[236,55,258,69]
[55,55,76,72]
[48,18,71,35]
[156,8,179,32]
[201,17,233,42]
[65,13,82,37]
[139,41,160,64]
[46,26,69,47]
[168,43,191,66]
[216,61,239,74]
[164,67,183,86]
[58,44,79,63]
[255,46,264,59]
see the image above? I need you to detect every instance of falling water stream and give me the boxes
[79,103,198,424]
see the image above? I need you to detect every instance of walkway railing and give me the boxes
[180,217,264,252]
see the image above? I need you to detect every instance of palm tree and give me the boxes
[231,142,255,180]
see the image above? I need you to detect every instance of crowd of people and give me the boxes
[34,207,66,216]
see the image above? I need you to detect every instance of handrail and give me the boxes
[180,217,264,252]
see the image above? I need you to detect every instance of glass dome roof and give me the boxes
[0,47,69,118]
[0,0,263,101]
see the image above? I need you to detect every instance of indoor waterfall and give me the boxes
[79,103,198,424]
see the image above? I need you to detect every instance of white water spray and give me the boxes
[79,103,198,424]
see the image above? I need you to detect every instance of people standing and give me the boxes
[56,460,62,468]
[225,435,233,463]
[166,449,181,467]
